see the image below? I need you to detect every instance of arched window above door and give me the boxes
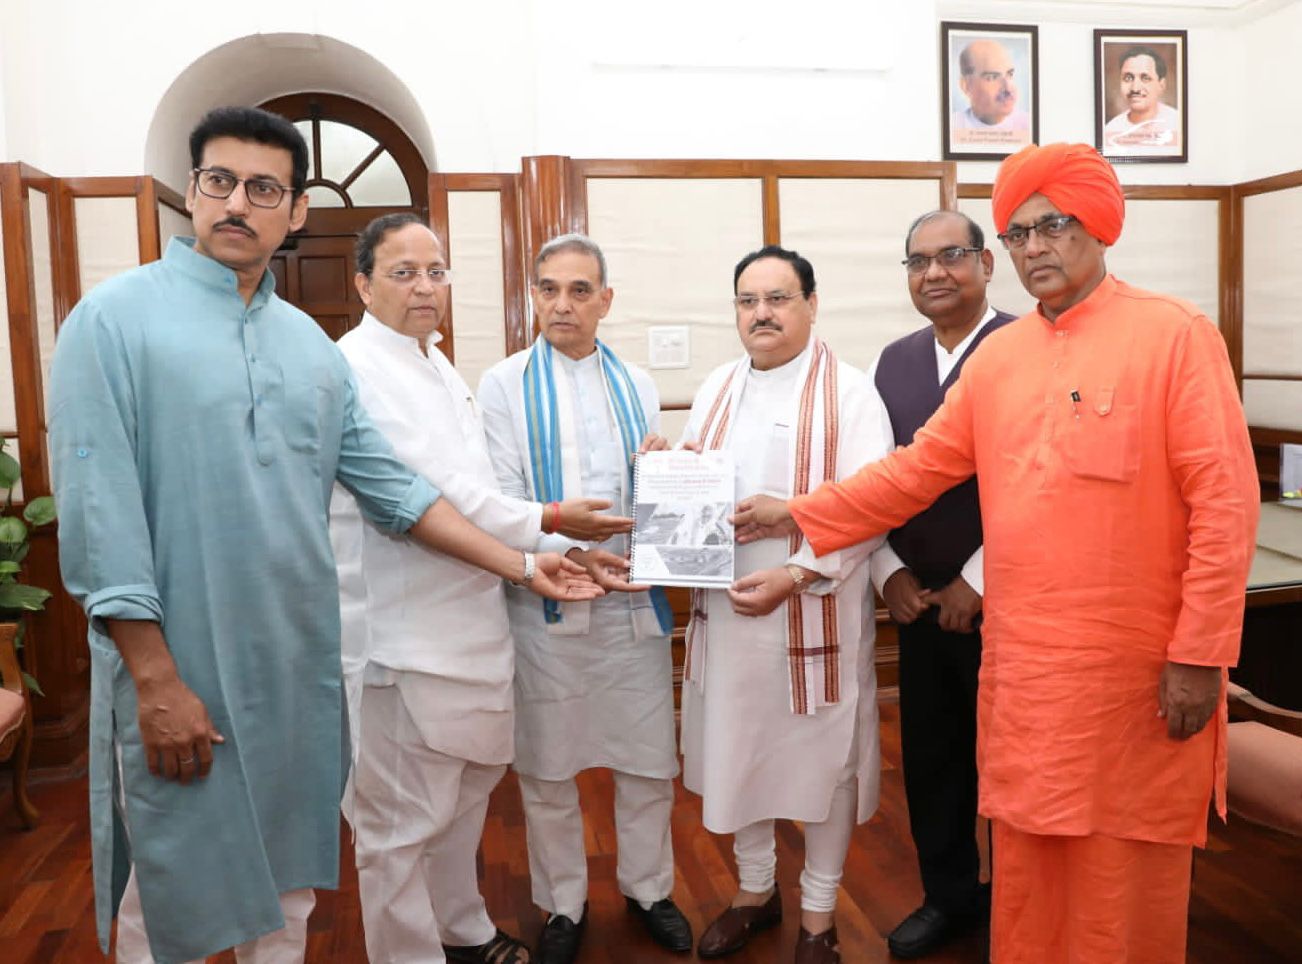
[258,93,429,213]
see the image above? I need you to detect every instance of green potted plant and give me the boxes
[0,436,57,696]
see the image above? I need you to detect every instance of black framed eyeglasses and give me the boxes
[192,168,292,209]
[902,246,982,275]
[997,215,1078,250]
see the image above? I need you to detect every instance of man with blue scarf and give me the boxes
[479,234,692,963]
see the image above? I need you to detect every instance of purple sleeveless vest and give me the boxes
[873,311,1014,589]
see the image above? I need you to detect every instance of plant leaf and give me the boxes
[0,517,27,544]
[21,670,43,698]
[0,451,19,489]
[23,496,56,527]
[0,561,20,575]
[0,582,51,611]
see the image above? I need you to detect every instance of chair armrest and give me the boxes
[1228,681,1302,738]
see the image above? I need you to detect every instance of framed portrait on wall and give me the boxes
[1094,29,1188,163]
[941,21,1039,161]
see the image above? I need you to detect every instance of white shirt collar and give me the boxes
[358,311,444,354]
[934,305,995,384]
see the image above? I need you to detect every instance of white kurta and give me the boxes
[679,343,892,834]
[478,347,678,781]
[330,313,541,769]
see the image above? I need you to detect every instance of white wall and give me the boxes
[1238,1,1302,182]
[2,0,1295,185]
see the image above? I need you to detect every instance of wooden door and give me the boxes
[270,235,362,341]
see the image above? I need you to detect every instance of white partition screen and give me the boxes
[962,195,1223,327]
[160,203,192,250]
[585,178,765,407]
[1243,186,1302,430]
[75,196,142,297]
[447,190,509,393]
[780,178,943,371]
[956,197,1035,321]
[1109,199,1220,324]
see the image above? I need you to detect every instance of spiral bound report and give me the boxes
[629,450,736,589]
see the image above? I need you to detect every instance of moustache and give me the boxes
[214,218,255,236]
[749,320,782,334]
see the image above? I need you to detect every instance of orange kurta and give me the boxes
[790,274,1258,847]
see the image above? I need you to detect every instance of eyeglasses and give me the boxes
[997,214,1078,250]
[902,246,982,275]
[192,168,292,208]
[733,291,803,312]
[383,268,453,285]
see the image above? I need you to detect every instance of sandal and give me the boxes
[444,927,532,964]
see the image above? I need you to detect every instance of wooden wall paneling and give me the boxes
[1224,185,1243,391]
[520,155,575,274]
[52,182,81,323]
[427,172,455,362]
[443,174,528,357]
[1234,168,1302,199]
[136,177,161,265]
[423,173,458,365]
[1,164,90,772]
[762,175,781,245]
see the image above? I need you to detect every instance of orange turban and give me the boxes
[991,143,1125,245]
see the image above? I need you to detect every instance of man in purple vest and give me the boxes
[871,210,1015,959]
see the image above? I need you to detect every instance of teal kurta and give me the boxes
[48,238,440,964]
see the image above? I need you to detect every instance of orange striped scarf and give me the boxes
[684,339,842,715]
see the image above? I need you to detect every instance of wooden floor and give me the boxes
[2,701,1301,963]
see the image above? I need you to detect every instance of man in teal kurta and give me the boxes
[48,107,594,964]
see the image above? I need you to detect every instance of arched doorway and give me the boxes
[258,93,429,341]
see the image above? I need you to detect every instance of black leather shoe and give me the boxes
[625,896,693,952]
[887,904,967,959]
[537,903,586,964]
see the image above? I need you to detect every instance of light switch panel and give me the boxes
[648,325,690,369]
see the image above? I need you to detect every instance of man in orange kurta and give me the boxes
[731,143,1259,963]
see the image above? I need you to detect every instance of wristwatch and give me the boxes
[513,551,537,586]
[785,563,807,593]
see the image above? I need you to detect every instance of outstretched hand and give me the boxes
[555,497,634,542]
[731,494,797,544]
[566,547,651,594]
[527,552,605,602]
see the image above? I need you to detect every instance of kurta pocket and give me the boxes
[282,382,328,455]
[1060,388,1139,482]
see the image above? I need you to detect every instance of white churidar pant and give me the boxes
[115,868,314,964]
[517,771,675,921]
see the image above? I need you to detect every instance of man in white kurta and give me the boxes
[330,216,624,964]
[478,234,692,964]
[680,247,891,964]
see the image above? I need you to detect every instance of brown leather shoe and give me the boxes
[794,924,840,964]
[697,889,782,959]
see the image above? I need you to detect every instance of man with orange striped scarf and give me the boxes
[731,145,1259,962]
[680,245,893,964]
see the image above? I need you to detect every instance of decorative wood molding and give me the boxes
[1233,166,1302,198]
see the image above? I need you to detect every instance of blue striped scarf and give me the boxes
[522,335,673,632]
